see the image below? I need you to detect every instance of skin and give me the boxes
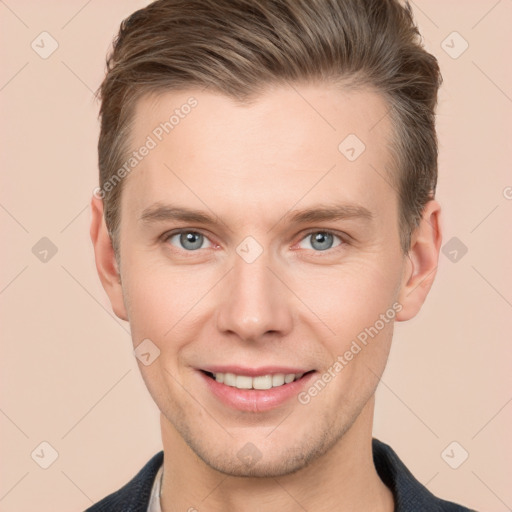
[90,82,442,512]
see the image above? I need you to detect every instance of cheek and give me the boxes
[121,257,218,343]
[290,255,402,336]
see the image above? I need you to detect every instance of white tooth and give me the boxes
[284,373,295,384]
[253,375,273,390]
[235,375,253,389]
[214,372,303,389]
[272,373,285,387]
[224,373,237,386]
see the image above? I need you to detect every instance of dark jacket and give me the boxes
[85,438,476,511]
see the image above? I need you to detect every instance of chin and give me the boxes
[197,447,313,478]
[184,423,343,478]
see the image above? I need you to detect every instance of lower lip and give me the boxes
[198,371,316,412]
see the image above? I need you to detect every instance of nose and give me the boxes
[215,251,294,343]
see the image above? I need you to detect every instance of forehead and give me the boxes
[122,83,397,228]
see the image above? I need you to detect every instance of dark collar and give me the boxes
[85,450,164,512]
[86,439,475,511]
[372,438,475,511]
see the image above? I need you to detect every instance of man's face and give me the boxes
[115,83,409,476]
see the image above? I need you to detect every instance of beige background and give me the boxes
[1,1,511,511]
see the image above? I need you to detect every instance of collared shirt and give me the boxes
[85,438,478,512]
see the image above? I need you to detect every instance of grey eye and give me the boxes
[298,231,341,251]
[168,231,210,251]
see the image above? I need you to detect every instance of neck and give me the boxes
[159,397,394,512]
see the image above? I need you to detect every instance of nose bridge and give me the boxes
[215,249,293,340]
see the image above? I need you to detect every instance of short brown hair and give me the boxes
[97,0,442,257]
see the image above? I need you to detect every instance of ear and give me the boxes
[90,195,129,321]
[396,199,442,322]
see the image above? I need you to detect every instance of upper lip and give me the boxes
[199,365,313,377]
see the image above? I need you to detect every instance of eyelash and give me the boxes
[161,228,348,255]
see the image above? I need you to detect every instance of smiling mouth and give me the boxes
[201,370,315,390]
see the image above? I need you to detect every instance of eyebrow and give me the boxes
[139,202,374,226]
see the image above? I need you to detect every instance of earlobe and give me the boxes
[90,195,129,321]
[395,200,442,322]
